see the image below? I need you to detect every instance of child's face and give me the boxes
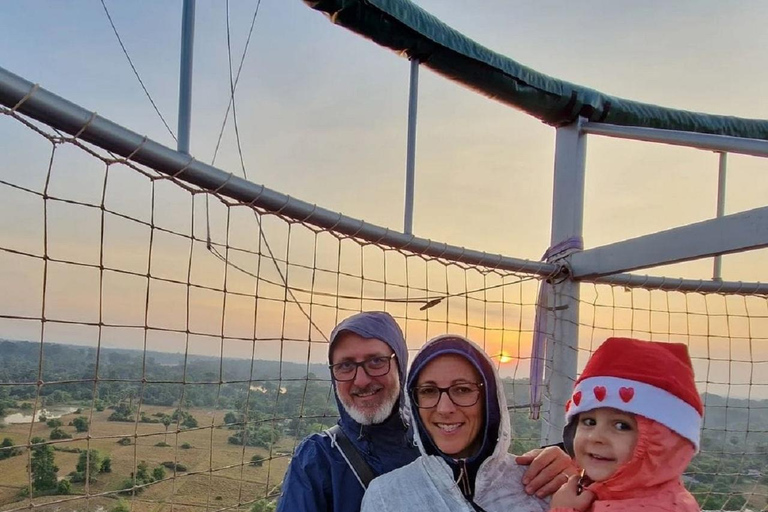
[573,407,638,482]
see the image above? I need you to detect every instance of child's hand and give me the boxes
[550,474,595,512]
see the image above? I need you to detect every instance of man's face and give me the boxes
[331,332,400,425]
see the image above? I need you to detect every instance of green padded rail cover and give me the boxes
[305,0,768,140]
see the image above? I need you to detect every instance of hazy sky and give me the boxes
[2,1,765,261]
[0,1,766,385]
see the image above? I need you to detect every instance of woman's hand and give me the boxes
[550,474,595,511]
[515,446,579,497]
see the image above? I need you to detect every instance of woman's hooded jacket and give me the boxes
[361,334,548,512]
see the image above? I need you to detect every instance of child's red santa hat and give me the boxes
[564,337,703,450]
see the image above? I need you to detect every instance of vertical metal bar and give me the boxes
[541,119,587,445]
[713,152,727,280]
[404,58,419,235]
[177,0,196,155]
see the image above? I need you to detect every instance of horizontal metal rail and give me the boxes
[592,272,767,295]
[1,66,766,295]
[582,122,768,158]
[570,206,768,278]
[0,66,554,277]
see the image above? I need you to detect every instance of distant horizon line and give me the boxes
[0,337,329,365]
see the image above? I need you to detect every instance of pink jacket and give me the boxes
[553,416,700,512]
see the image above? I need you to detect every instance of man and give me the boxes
[277,311,572,512]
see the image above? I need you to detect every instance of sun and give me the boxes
[499,353,513,363]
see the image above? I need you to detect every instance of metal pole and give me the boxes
[404,58,419,235]
[541,119,587,445]
[582,122,768,158]
[713,152,728,280]
[177,0,196,155]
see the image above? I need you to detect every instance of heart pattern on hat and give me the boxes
[565,399,572,412]
[619,386,635,403]
[593,386,606,401]
[563,338,703,451]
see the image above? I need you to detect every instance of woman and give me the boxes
[361,334,552,512]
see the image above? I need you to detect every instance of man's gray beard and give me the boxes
[339,379,401,426]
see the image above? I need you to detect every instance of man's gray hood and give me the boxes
[329,311,409,424]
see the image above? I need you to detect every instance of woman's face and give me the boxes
[414,354,484,459]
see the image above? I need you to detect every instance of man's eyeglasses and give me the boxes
[411,382,484,408]
[329,353,396,382]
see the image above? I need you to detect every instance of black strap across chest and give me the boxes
[469,502,488,512]
[327,424,377,490]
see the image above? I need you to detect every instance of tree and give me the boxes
[250,455,265,467]
[182,414,198,429]
[171,409,198,429]
[152,466,165,481]
[76,449,103,481]
[109,403,134,422]
[700,493,726,510]
[50,427,72,440]
[57,479,72,495]
[724,493,747,510]
[100,457,112,473]
[228,425,281,448]
[30,442,58,491]
[161,415,172,443]
[135,461,152,484]
[46,418,63,428]
[121,460,155,495]
[111,498,131,512]
[250,499,276,512]
[73,416,89,433]
[0,438,21,460]
[224,412,239,425]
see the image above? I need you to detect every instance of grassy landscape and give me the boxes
[0,405,293,512]
[1,340,767,511]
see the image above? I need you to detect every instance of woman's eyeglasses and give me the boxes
[411,382,483,408]
[329,353,396,381]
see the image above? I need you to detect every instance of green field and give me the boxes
[0,405,292,512]
[1,341,767,511]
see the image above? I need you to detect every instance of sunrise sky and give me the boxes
[0,1,766,389]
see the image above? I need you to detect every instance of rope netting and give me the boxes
[0,105,544,512]
[0,105,766,512]
[570,285,768,510]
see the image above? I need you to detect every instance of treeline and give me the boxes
[0,340,340,456]
[3,340,766,511]
[0,339,331,412]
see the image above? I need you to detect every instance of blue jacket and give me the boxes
[277,312,419,512]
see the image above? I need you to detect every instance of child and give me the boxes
[550,337,703,512]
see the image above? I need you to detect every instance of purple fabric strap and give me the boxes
[529,236,583,420]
